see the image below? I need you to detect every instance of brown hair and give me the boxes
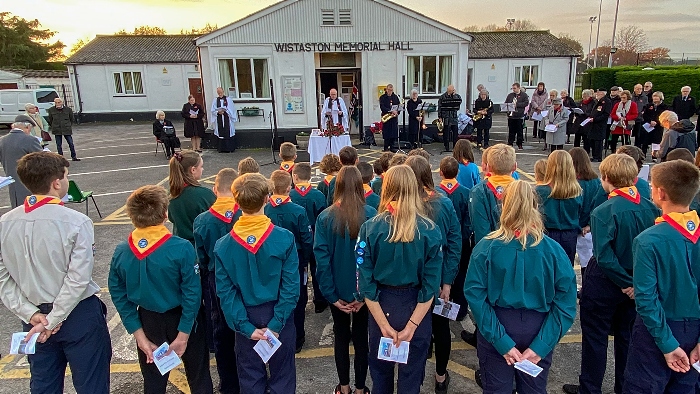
[126,185,169,228]
[376,151,394,175]
[616,145,644,172]
[279,142,297,161]
[232,173,270,214]
[695,148,700,169]
[16,152,70,194]
[215,168,238,195]
[440,156,459,179]
[389,153,407,168]
[269,170,292,194]
[319,154,342,174]
[570,147,598,180]
[237,157,260,175]
[534,159,547,183]
[330,166,365,238]
[453,139,475,163]
[405,156,436,218]
[292,162,312,181]
[339,146,358,166]
[408,148,430,161]
[665,148,695,163]
[599,154,639,188]
[488,144,516,175]
[169,150,201,198]
[356,162,374,184]
[651,160,700,206]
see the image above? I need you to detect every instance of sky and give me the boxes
[6,0,700,58]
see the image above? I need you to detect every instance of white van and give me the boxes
[0,88,60,126]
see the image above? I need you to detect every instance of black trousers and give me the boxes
[432,315,451,376]
[137,307,213,394]
[384,137,397,151]
[507,118,524,146]
[443,124,458,151]
[550,145,564,153]
[294,267,308,346]
[609,134,631,153]
[408,132,419,149]
[476,128,490,147]
[309,253,326,305]
[330,304,370,389]
[451,238,473,321]
[590,139,604,161]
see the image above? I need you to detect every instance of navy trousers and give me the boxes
[476,307,552,394]
[368,287,432,394]
[623,317,700,394]
[55,134,77,159]
[294,267,308,347]
[208,272,240,394]
[309,253,326,306]
[579,257,636,394]
[234,301,296,394]
[452,237,473,321]
[24,295,112,394]
[546,229,579,266]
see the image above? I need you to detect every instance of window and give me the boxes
[514,65,539,87]
[113,72,143,95]
[218,58,270,99]
[406,55,453,95]
[36,90,58,103]
[321,8,352,26]
[320,52,355,67]
[338,9,352,25]
[322,9,335,25]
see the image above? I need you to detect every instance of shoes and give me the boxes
[517,144,523,150]
[434,371,450,394]
[314,301,328,314]
[295,338,305,354]
[71,157,81,161]
[460,330,477,347]
[475,369,483,388]
[562,384,579,394]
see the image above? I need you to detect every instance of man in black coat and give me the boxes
[379,84,400,152]
[438,85,462,151]
[504,83,529,149]
[672,86,697,120]
[47,98,80,161]
[587,88,612,162]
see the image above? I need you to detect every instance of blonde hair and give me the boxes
[659,110,679,129]
[549,89,559,98]
[232,173,270,214]
[269,170,292,194]
[214,168,238,194]
[487,144,516,175]
[652,91,664,101]
[599,154,639,188]
[534,159,547,183]
[155,110,165,119]
[545,151,582,199]
[378,165,428,243]
[487,180,544,248]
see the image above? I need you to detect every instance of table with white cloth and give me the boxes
[308,134,352,163]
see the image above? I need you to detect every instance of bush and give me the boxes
[615,69,700,104]
[582,65,700,95]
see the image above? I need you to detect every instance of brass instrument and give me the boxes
[435,118,444,132]
[419,109,427,130]
[381,98,404,123]
[472,101,492,122]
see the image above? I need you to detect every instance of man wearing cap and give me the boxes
[0,115,43,208]
[586,88,612,162]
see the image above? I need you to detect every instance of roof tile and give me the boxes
[65,35,198,64]
[468,31,580,59]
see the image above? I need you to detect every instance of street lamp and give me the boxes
[588,16,597,68]
[593,0,603,68]
[608,0,621,68]
[506,18,515,30]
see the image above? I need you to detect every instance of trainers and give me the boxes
[71,157,81,161]
[517,144,524,150]
[562,384,579,394]
[435,371,450,394]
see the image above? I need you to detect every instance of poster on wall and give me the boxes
[282,76,304,114]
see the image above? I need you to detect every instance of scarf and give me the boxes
[129,225,171,260]
[487,175,514,200]
[324,175,334,186]
[386,201,398,215]
[363,184,374,198]
[231,215,274,254]
[439,179,459,194]
[280,161,295,173]
[295,182,312,197]
[608,186,640,204]
[269,195,291,207]
[616,100,631,119]
[655,211,700,243]
[209,197,238,223]
[24,195,63,213]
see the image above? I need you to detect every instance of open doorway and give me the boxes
[316,70,360,134]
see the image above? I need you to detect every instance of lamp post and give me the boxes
[506,18,515,31]
[588,16,597,68]
[608,0,621,68]
[593,0,603,68]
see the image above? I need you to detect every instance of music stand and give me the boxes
[395,75,408,154]
[417,101,432,155]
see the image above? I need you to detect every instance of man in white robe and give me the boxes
[321,89,349,133]
[210,87,237,152]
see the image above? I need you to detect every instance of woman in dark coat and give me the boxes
[153,110,180,159]
[640,91,669,157]
[574,89,596,152]
[406,89,423,149]
[181,95,206,153]
[561,90,577,144]
[473,89,494,148]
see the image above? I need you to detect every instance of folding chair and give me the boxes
[155,138,166,157]
[66,180,102,218]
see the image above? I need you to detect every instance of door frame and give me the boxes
[315,68,361,130]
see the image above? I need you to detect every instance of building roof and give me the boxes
[1,68,68,78]
[468,31,580,59]
[65,35,198,65]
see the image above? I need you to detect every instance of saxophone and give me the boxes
[381,98,403,123]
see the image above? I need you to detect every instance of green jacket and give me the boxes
[535,185,586,231]
[168,185,216,243]
[427,194,462,285]
[46,106,75,135]
[264,200,313,266]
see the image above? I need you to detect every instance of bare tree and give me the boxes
[463,19,537,32]
[615,25,648,53]
[512,19,539,31]
[462,24,482,33]
[558,33,583,56]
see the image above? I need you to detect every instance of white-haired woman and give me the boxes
[24,103,50,147]
[153,110,180,159]
[538,89,559,151]
[406,89,423,149]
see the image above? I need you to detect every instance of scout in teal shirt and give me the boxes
[470,175,514,243]
[358,161,381,211]
[536,185,586,230]
[289,170,327,230]
[167,151,216,243]
[438,156,472,240]
[193,196,241,272]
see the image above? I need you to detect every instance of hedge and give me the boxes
[583,65,700,89]
[615,69,700,105]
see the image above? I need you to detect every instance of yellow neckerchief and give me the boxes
[486,175,514,200]
[363,184,374,198]
[386,201,398,215]
[269,194,291,207]
[280,161,295,173]
[230,214,274,254]
[129,225,172,260]
[655,211,700,244]
[483,171,491,180]
[323,175,335,186]
[24,195,64,213]
[295,182,312,197]
[608,185,640,204]
[439,179,459,194]
[209,197,238,223]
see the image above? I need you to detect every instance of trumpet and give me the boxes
[381,112,396,123]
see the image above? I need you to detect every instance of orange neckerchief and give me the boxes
[295,182,312,197]
[280,161,295,173]
[269,194,291,207]
[230,215,274,254]
[363,184,374,198]
[486,175,513,200]
[655,211,700,244]
[209,197,238,223]
[129,225,171,260]
[483,171,492,179]
[386,201,398,215]
[439,179,459,194]
[609,186,640,204]
[323,175,335,186]
[24,195,64,213]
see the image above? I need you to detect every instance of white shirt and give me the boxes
[0,202,98,329]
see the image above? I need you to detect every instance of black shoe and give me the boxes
[475,369,483,388]
[314,301,328,313]
[435,371,450,394]
[355,387,370,394]
[460,330,477,347]
[295,338,305,354]
[562,384,579,394]
[71,157,81,161]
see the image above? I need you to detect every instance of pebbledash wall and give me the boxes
[196,0,472,148]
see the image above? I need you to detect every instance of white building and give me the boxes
[64,35,202,122]
[196,0,473,147]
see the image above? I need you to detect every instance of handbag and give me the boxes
[41,130,52,142]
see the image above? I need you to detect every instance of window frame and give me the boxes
[513,64,540,88]
[112,71,144,96]
[405,55,454,96]
[320,8,352,26]
[217,57,271,100]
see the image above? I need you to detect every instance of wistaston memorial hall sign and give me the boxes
[274,41,414,52]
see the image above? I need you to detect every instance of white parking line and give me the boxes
[79,151,155,160]
[69,164,169,177]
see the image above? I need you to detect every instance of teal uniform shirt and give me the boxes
[109,236,201,334]
[427,194,462,285]
[578,178,603,227]
[317,177,332,200]
[465,235,577,357]
[193,208,242,272]
[371,176,383,197]
[314,205,378,303]
[633,219,700,354]
[290,185,327,229]
[469,180,502,243]
[326,177,337,206]
[591,192,660,289]
[364,190,381,211]
[168,185,216,243]
[690,192,700,215]
[636,177,651,199]
[456,162,481,190]
[535,185,586,231]
[214,225,300,337]
[264,199,313,266]
[439,181,472,239]
[356,213,443,303]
